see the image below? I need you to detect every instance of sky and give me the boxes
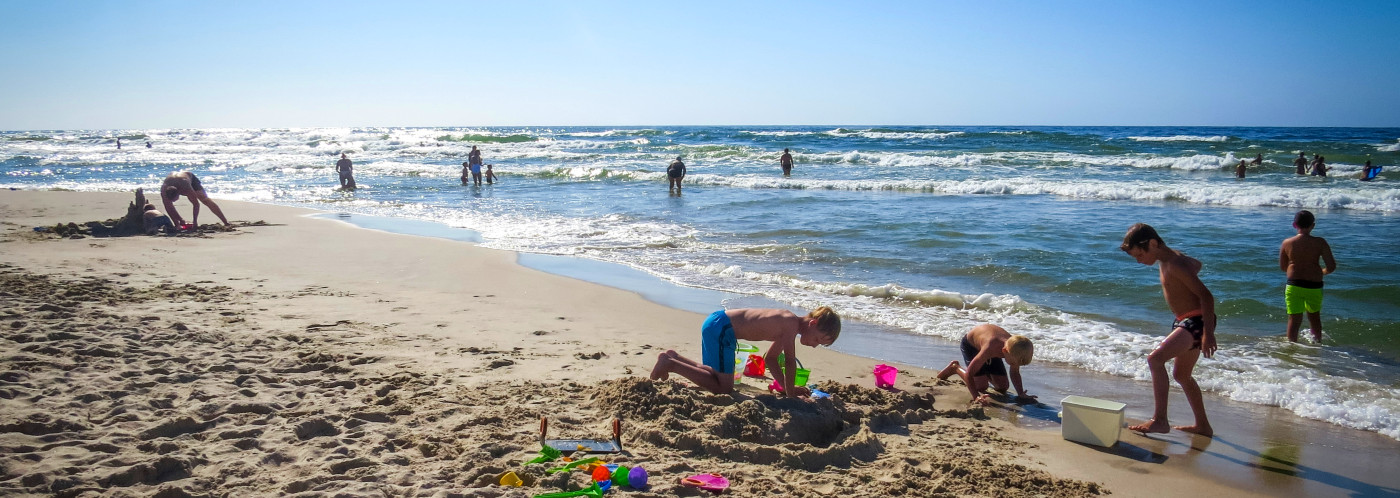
[1,1,1398,129]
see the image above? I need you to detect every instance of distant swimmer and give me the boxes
[1279,210,1335,343]
[146,141,152,148]
[667,156,686,192]
[461,161,471,185]
[468,146,484,186]
[1251,153,1263,165]
[161,171,231,227]
[116,138,121,149]
[1294,152,1307,175]
[1362,159,1381,181]
[335,153,356,189]
[1311,155,1328,177]
[780,148,794,177]
[1235,160,1247,179]
[484,164,498,184]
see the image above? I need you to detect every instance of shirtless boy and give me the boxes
[667,156,686,192]
[1279,210,1336,343]
[780,148,794,176]
[1121,223,1216,436]
[936,323,1035,405]
[651,307,840,396]
[161,171,231,227]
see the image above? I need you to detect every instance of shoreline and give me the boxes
[1,190,1396,496]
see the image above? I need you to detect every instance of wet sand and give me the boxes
[0,190,1395,497]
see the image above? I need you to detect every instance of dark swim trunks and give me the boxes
[1172,314,1205,350]
[960,334,1007,377]
[188,173,204,192]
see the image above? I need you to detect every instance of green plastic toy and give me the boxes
[545,457,599,474]
[533,482,605,498]
[525,445,563,465]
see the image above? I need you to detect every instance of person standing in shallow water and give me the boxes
[667,156,686,192]
[1236,160,1247,179]
[335,153,356,189]
[780,148,794,177]
[1294,152,1307,175]
[468,146,484,186]
[1279,210,1336,343]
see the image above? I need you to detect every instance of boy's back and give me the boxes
[1280,234,1332,282]
[725,308,800,343]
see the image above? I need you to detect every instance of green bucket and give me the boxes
[778,353,811,387]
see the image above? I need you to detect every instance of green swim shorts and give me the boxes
[1285,284,1323,315]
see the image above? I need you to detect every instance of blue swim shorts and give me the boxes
[700,310,736,375]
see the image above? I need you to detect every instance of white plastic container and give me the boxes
[1058,395,1126,447]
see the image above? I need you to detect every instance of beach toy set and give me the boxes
[512,417,654,496]
[765,354,812,394]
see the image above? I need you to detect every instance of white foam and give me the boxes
[1127,135,1232,142]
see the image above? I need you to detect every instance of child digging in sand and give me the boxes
[1121,223,1217,437]
[650,307,840,396]
[937,324,1036,405]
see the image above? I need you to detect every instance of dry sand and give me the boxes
[0,190,1384,497]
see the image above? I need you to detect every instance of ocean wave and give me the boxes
[1127,135,1232,142]
[1378,139,1400,152]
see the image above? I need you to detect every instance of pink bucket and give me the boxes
[873,364,898,389]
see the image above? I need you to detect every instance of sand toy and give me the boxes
[680,473,730,492]
[545,457,599,474]
[541,416,622,454]
[525,445,563,464]
[873,364,898,389]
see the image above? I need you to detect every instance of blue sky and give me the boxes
[2,1,1397,129]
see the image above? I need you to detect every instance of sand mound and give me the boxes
[0,265,1105,497]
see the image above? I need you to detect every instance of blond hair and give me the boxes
[806,306,841,342]
[1005,335,1033,366]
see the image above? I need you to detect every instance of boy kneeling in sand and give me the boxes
[937,324,1036,405]
[650,307,840,397]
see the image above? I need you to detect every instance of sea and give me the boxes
[3,126,1398,440]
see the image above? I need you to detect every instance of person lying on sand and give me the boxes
[937,323,1035,405]
[651,307,840,396]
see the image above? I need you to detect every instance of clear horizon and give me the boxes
[3,1,1398,129]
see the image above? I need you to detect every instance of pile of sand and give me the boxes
[0,265,1104,497]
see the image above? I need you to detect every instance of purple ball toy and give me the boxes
[628,466,648,488]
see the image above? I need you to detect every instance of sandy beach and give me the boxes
[1,190,1396,497]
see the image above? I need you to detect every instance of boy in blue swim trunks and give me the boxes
[1279,210,1336,343]
[650,307,840,396]
[936,324,1035,405]
[1121,223,1217,437]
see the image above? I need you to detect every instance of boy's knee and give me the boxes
[1172,370,1195,385]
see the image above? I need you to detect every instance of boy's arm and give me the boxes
[762,338,807,397]
[1321,239,1337,275]
[162,197,182,225]
[1279,242,1290,273]
[962,342,1000,400]
[1008,364,1035,400]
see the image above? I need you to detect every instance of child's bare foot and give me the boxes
[649,351,675,381]
[1311,330,1322,343]
[936,361,960,381]
[1174,424,1214,437]
[1128,419,1171,434]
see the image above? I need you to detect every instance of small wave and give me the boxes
[1127,135,1232,142]
[436,133,537,143]
[1378,139,1400,152]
